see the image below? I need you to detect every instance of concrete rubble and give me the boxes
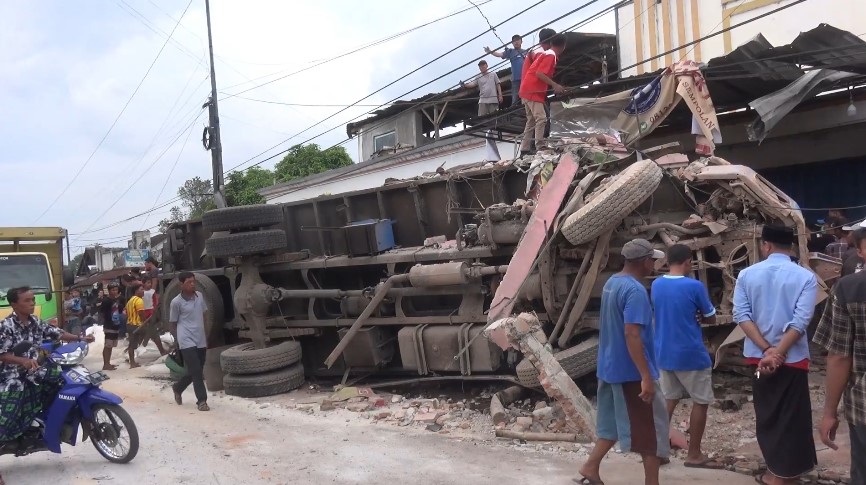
[484,312,597,441]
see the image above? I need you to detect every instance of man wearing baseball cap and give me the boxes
[579,239,668,485]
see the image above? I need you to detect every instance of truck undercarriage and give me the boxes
[161,138,834,394]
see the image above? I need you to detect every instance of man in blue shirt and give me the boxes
[733,225,818,485]
[579,239,669,485]
[651,244,719,469]
[485,34,526,105]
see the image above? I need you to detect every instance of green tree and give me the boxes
[225,167,274,206]
[69,252,85,274]
[158,206,186,232]
[274,144,352,183]
[178,176,215,219]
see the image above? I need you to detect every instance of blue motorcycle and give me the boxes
[0,340,139,463]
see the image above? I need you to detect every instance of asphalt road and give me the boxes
[1,333,759,485]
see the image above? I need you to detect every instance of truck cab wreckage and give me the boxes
[161,136,836,408]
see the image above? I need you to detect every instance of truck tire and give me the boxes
[205,229,286,258]
[220,341,302,375]
[561,160,663,245]
[223,363,305,398]
[161,273,225,347]
[202,205,283,232]
[515,335,599,388]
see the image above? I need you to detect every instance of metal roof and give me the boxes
[346,32,617,137]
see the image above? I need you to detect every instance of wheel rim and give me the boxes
[92,408,131,460]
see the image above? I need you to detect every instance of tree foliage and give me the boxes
[274,144,352,183]
[226,167,274,206]
[178,176,215,218]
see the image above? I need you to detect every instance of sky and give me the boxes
[0,0,616,255]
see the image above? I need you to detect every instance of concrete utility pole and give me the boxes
[203,0,226,208]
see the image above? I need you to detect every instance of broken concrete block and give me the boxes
[346,402,370,412]
[485,313,597,441]
[320,400,336,412]
[514,416,533,432]
[532,406,553,418]
[391,394,403,404]
[375,411,391,420]
[425,423,443,432]
[534,401,549,411]
[413,411,439,423]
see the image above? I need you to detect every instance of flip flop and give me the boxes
[572,476,605,485]
[753,472,771,485]
[684,457,725,470]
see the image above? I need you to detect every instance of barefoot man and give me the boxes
[579,239,669,485]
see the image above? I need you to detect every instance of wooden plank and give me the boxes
[633,0,645,75]
[676,0,687,60]
[690,0,702,61]
[661,0,672,66]
[647,0,659,71]
[486,153,580,324]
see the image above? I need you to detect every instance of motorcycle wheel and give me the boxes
[89,404,139,464]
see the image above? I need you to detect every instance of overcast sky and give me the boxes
[0,0,616,254]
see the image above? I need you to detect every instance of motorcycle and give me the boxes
[0,340,139,463]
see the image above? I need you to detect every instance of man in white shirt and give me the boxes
[169,272,210,411]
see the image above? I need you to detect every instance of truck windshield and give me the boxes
[0,254,52,298]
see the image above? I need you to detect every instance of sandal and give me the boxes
[572,476,605,485]
[684,457,725,470]
[754,472,771,485]
[197,402,210,412]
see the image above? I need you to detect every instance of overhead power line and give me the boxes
[217,0,494,97]
[35,0,195,223]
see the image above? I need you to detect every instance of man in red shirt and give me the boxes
[518,33,566,156]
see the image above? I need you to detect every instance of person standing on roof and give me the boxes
[518,33,566,156]
[485,34,527,105]
[651,244,721,470]
[733,225,818,485]
[461,60,502,117]
[578,239,669,485]
[813,225,866,485]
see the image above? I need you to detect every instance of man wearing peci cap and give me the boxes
[579,239,669,485]
[733,225,818,485]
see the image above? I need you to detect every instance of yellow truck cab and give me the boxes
[0,227,68,326]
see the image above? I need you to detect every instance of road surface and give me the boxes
[2,335,759,485]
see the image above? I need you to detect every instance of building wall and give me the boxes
[266,139,514,204]
[616,0,866,76]
[358,110,427,161]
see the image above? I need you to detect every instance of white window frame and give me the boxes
[373,131,396,152]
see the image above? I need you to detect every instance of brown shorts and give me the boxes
[104,329,119,348]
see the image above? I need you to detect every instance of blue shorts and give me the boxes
[596,379,670,458]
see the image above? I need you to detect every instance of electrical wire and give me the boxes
[218,0,495,96]
[467,0,506,45]
[35,0,195,223]
[78,109,206,234]
[224,0,605,175]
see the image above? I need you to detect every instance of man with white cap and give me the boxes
[841,218,866,277]
[578,239,668,485]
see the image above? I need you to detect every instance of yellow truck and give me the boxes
[0,227,69,326]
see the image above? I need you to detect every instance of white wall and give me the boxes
[616,0,866,77]
[266,139,513,204]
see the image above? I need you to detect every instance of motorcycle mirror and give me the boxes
[10,341,33,357]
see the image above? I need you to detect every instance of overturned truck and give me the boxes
[161,140,832,397]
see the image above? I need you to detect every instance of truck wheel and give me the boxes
[202,205,283,232]
[220,341,302,375]
[223,363,305,398]
[205,229,286,258]
[515,335,599,388]
[161,273,225,347]
[561,160,663,245]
